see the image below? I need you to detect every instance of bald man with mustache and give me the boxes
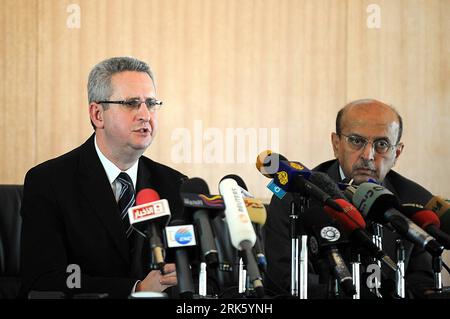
[265,99,435,299]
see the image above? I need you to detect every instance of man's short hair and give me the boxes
[335,99,403,144]
[88,56,154,129]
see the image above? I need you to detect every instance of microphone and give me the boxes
[180,186,240,292]
[244,198,268,273]
[180,177,219,268]
[218,175,264,298]
[128,188,171,271]
[425,196,450,235]
[180,192,225,210]
[164,219,197,299]
[349,183,444,257]
[324,199,398,272]
[302,206,356,297]
[225,174,267,273]
[309,172,398,272]
[244,198,267,225]
[255,150,343,212]
[401,204,450,250]
[218,175,257,250]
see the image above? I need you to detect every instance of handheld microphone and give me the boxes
[244,198,267,225]
[401,204,450,250]
[302,206,356,297]
[218,176,257,250]
[128,188,171,271]
[180,177,219,268]
[309,172,398,271]
[244,198,268,273]
[226,174,267,273]
[180,192,225,210]
[425,196,450,235]
[350,183,444,257]
[164,219,196,299]
[219,175,264,298]
[255,150,343,212]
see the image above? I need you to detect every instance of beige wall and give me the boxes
[1,0,449,283]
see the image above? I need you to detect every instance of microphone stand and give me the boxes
[300,234,308,299]
[290,194,309,299]
[238,255,247,294]
[198,262,207,297]
[395,239,405,298]
[371,223,383,298]
[432,254,443,291]
[422,253,447,299]
[289,200,299,297]
[351,252,361,299]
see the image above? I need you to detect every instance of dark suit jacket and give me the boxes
[19,135,186,299]
[264,159,435,298]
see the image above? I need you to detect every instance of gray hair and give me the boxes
[88,56,155,129]
[88,56,154,103]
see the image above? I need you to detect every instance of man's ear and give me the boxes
[89,103,104,129]
[331,132,340,158]
[393,142,404,165]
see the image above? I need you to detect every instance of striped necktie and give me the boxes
[116,172,135,238]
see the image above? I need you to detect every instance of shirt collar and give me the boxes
[338,165,346,182]
[94,135,138,189]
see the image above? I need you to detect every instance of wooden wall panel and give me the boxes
[346,0,450,196]
[0,0,37,183]
[152,0,349,197]
[36,0,121,162]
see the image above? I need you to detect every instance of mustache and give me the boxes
[353,160,376,171]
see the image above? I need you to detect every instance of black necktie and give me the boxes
[117,172,135,238]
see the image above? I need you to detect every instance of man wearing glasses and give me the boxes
[327,99,408,187]
[20,57,184,298]
[265,99,434,298]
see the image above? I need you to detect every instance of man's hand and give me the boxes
[135,263,177,292]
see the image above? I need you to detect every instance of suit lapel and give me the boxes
[77,135,130,265]
[136,160,153,193]
[325,160,342,183]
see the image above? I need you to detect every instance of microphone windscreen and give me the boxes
[412,210,441,229]
[136,188,160,205]
[309,172,345,199]
[180,177,211,195]
[425,196,450,218]
[352,182,399,221]
[425,196,450,234]
[324,199,366,232]
[300,206,349,247]
[218,177,256,249]
[244,198,267,225]
[401,204,441,229]
[255,150,288,178]
[221,174,248,191]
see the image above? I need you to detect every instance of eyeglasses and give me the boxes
[339,133,398,154]
[95,98,163,112]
